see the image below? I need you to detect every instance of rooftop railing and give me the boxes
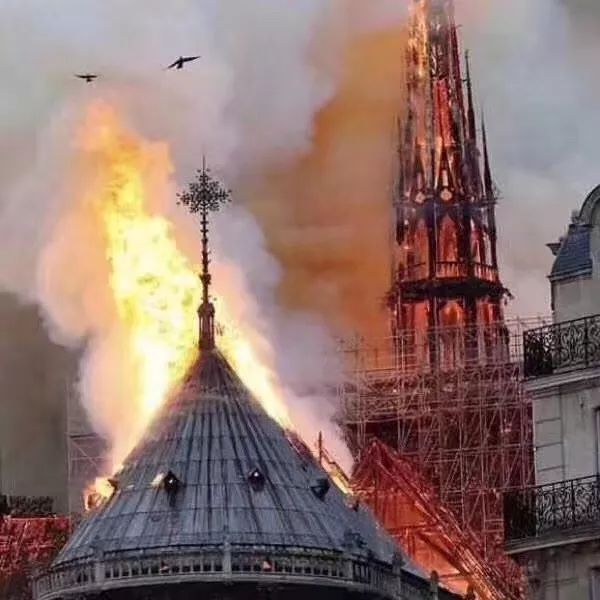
[523,313,600,378]
[403,261,498,283]
[504,475,600,542]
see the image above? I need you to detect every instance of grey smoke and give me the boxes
[0,1,406,471]
[458,0,600,317]
[1,0,598,476]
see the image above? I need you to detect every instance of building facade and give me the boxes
[504,186,600,599]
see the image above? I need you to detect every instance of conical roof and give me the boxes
[35,349,409,599]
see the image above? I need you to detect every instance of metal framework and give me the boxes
[0,516,70,598]
[353,440,522,599]
[66,386,108,514]
[340,319,548,565]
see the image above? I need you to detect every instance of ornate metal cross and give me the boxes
[178,158,231,350]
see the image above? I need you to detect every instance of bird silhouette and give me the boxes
[75,73,98,83]
[166,56,201,70]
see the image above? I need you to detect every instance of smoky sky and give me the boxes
[0,0,597,475]
[1,0,598,322]
[457,0,600,317]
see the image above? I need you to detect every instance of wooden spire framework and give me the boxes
[342,2,535,598]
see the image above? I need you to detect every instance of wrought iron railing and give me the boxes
[523,314,600,377]
[504,475,600,542]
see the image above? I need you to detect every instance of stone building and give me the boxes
[504,185,600,599]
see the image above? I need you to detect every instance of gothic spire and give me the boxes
[465,51,477,143]
[481,114,494,200]
[178,158,231,351]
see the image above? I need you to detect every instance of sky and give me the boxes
[1,0,598,322]
[459,0,600,317]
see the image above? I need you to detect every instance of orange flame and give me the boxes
[79,102,291,492]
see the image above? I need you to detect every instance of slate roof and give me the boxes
[549,225,593,282]
[36,349,410,599]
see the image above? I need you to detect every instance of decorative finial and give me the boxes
[465,51,476,142]
[178,157,231,351]
[481,112,494,200]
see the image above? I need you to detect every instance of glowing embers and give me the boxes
[84,477,118,511]
[437,215,459,278]
[247,468,266,492]
[404,219,429,282]
[310,477,331,501]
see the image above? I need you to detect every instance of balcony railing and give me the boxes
[403,261,498,283]
[523,314,600,378]
[504,475,600,542]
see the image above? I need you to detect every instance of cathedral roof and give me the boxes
[35,349,407,599]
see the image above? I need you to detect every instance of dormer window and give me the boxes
[248,468,266,492]
[310,478,331,500]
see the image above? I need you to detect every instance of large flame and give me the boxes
[80,103,291,478]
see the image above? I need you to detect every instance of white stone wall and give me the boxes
[532,376,600,485]
[519,188,600,600]
[552,276,600,323]
[530,547,600,600]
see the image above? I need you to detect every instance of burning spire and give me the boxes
[177,159,231,351]
[391,0,508,344]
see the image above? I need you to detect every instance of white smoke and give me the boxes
[0,1,407,471]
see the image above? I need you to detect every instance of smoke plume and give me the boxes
[249,0,600,328]
[1,0,599,481]
[0,1,407,473]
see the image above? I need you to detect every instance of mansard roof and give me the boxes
[550,226,592,282]
[549,186,600,282]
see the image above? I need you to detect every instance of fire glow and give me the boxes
[80,103,292,483]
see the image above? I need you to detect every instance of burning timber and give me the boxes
[340,1,537,598]
[34,165,462,600]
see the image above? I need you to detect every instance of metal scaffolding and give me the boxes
[340,318,548,561]
[66,388,108,515]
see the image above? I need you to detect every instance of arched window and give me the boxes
[439,216,458,262]
[439,301,464,369]
[410,220,429,280]
[438,215,458,277]
[441,300,463,327]
[482,229,493,265]
[470,220,485,264]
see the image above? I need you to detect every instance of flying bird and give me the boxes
[166,56,201,70]
[75,73,98,83]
